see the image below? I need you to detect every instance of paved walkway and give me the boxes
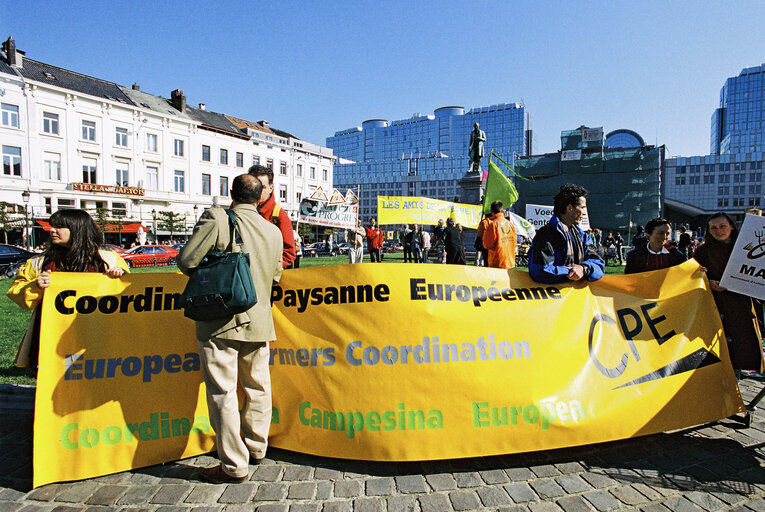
[0,378,764,512]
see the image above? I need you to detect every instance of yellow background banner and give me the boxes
[34,262,743,486]
[377,196,483,227]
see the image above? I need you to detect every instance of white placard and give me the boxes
[561,150,581,161]
[582,127,604,142]
[525,203,590,232]
[720,214,765,299]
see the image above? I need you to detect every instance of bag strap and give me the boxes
[224,209,245,252]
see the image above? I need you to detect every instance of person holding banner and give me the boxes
[7,209,129,369]
[624,218,686,274]
[694,212,765,374]
[366,218,384,263]
[444,217,466,265]
[178,174,283,483]
[248,164,296,268]
[348,218,365,264]
[529,184,604,283]
[482,201,517,269]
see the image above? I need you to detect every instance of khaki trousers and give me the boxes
[198,337,272,478]
[349,246,364,264]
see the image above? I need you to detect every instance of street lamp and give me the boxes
[193,204,199,223]
[21,190,30,250]
[152,209,157,244]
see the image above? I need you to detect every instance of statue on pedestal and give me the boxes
[468,122,486,174]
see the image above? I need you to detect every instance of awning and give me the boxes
[36,220,150,234]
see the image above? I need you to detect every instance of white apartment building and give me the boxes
[0,36,334,244]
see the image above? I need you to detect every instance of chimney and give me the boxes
[2,37,23,68]
[199,103,206,110]
[259,120,270,129]
[170,89,186,113]
[132,83,140,91]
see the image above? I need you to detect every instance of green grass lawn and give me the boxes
[0,258,626,386]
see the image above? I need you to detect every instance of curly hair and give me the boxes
[553,184,588,215]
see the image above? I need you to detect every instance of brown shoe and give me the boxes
[200,464,248,484]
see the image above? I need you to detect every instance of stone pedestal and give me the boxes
[458,171,483,263]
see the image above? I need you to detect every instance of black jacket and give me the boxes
[624,244,686,274]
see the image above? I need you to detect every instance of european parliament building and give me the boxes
[328,103,532,222]
[665,62,765,224]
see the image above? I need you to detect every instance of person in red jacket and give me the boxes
[482,201,517,269]
[365,218,384,262]
[248,165,296,268]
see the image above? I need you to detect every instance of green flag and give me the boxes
[482,158,518,215]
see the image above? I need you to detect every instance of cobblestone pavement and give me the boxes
[0,378,764,512]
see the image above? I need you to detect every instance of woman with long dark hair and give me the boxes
[694,212,765,375]
[7,209,128,369]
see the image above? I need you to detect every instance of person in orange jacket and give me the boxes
[249,164,296,268]
[482,201,517,269]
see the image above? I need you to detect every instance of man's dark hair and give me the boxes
[231,174,263,204]
[553,184,588,215]
[446,217,455,226]
[645,217,670,236]
[248,164,273,185]
[490,201,504,214]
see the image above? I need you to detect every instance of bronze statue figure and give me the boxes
[468,122,486,173]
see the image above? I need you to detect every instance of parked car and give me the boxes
[171,243,185,252]
[121,244,179,268]
[336,242,352,255]
[100,244,127,254]
[0,244,36,278]
[305,242,340,257]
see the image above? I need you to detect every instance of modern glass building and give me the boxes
[665,62,765,226]
[711,63,765,155]
[328,103,532,221]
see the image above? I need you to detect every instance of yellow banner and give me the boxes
[377,196,483,228]
[34,262,743,486]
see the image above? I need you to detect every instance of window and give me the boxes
[115,127,128,147]
[174,170,185,193]
[202,145,210,161]
[704,175,715,184]
[43,152,61,180]
[733,197,745,207]
[252,155,260,166]
[112,202,127,217]
[296,192,302,203]
[718,186,730,195]
[220,149,228,165]
[733,185,745,195]
[297,164,303,177]
[279,161,287,176]
[751,172,762,181]
[676,166,686,174]
[236,152,243,167]
[44,197,52,214]
[322,168,328,181]
[115,163,129,186]
[2,146,21,176]
[689,176,700,185]
[734,173,746,183]
[1,103,19,127]
[751,185,762,195]
[81,120,96,141]
[146,133,158,153]
[202,174,211,195]
[146,166,158,190]
[43,112,59,134]
[174,139,184,157]
[279,185,287,203]
[719,174,730,183]
[266,158,273,171]
[310,166,316,179]
[58,198,76,209]
[750,197,761,207]
[675,177,685,185]
[82,157,97,183]
[220,176,229,196]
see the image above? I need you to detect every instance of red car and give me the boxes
[100,244,127,254]
[121,244,179,268]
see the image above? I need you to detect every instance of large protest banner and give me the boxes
[377,196,483,228]
[298,188,359,230]
[34,262,743,486]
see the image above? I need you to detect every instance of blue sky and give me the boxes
[2,1,764,157]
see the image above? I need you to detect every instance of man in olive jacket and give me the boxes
[178,174,283,483]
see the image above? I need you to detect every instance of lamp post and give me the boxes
[152,209,157,244]
[193,204,199,223]
[21,190,30,250]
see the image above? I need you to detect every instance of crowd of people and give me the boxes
[5,174,764,483]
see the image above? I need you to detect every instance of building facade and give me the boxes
[328,104,532,222]
[665,62,765,225]
[0,37,334,245]
[514,126,664,234]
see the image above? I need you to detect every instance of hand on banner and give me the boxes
[106,267,126,278]
[709,279,727,292]
[37,270,51,289]
[568,264,585,281]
